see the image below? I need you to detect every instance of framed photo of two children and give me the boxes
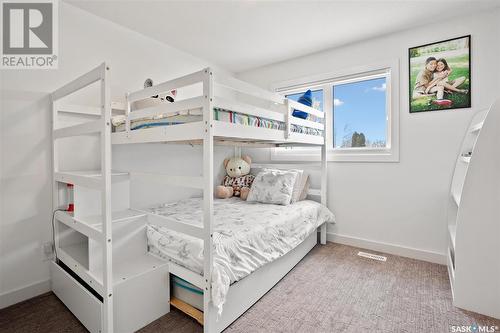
[409,35,471,113]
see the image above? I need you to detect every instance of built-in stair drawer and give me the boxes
[50,261,102,333]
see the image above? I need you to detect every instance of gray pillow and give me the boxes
[247,169,298,205]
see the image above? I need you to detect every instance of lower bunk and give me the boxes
[51,197,334,333]
[146,197,333,332]
[170,229,319,332]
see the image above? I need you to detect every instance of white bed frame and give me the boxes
[50,63,328,333]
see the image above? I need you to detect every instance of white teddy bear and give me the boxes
[215,156,255,200]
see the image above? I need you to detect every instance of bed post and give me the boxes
[202,67,215,333]
[320,104,328,245]
[285,99,292,139]
[101,63,114,333]
[125,92,131,134]
[51,97,61,252]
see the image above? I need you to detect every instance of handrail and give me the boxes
[288,99,324,118]
[213,97,285,122]
[213,72,285,105]
[128,68,207,103]
[145,212,205,240]
[52,63,106,101]
[129,96,204,121]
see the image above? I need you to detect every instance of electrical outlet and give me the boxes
[41,241,54,261]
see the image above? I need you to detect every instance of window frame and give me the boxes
[271,60,400,163]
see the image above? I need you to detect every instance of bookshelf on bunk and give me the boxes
[447,98,500,319]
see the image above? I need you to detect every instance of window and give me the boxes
[273,60,399,162]
[333,76,387,149]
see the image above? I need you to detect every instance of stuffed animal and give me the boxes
[216,155,255,200]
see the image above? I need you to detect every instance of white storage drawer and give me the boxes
[51,261,102,333]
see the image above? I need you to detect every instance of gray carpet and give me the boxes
[1,243,499,332]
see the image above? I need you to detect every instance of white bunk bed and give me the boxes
[50,63,330,333]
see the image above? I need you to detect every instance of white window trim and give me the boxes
[271,59,400,163]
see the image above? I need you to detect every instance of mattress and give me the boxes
[112,107,323,136]
[146,197,335,313]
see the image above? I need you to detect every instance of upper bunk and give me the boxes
[51,63,325,147]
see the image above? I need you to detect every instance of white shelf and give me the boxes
[447,248,455,296]
[446,103,500,318]
[448,224,456,250]
[460,156,471,163]
[57,245,104,295]
[452,191,461,206]
[60,243,89,268]
[469,121,483,133]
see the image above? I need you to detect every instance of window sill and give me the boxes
[271,147,399,163]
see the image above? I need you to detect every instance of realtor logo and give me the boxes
[1,0,58,69]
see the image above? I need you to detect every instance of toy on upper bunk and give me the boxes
[291,89,322,123]
[131,78,177,110]
[215,155,255,200]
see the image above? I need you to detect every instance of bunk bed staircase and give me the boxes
[447,98,500,319]
[51,64,170,333]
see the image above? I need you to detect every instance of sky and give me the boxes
[287,77,387,147]
[333,77,387,147]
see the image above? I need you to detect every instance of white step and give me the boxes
[55,209,146,241]
[91,252,167,286]
[54,170,129,189]
[82,209,147,229]
[55,210,103,242]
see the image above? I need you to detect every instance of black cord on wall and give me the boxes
[51,209,64,260]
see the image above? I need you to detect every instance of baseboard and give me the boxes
[327,232,447,265]
[0,279,51,309]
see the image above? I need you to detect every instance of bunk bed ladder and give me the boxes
[51,63,114,333]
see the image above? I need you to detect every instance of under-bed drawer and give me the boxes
[50,261,102,333]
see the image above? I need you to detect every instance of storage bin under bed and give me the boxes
[171,275,203,311]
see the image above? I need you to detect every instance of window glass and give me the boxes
[333,77,387,148]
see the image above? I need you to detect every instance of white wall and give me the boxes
[238,9,500,263]
[0,2,232,308]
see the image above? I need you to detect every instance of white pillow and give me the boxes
[260,168,307,203]
[299,175,310,201]
[289,169,304,203]
[247,169,298,205]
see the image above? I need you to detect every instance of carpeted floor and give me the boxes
[1,243,499,333]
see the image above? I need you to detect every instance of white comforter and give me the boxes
[146,197,335,314]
